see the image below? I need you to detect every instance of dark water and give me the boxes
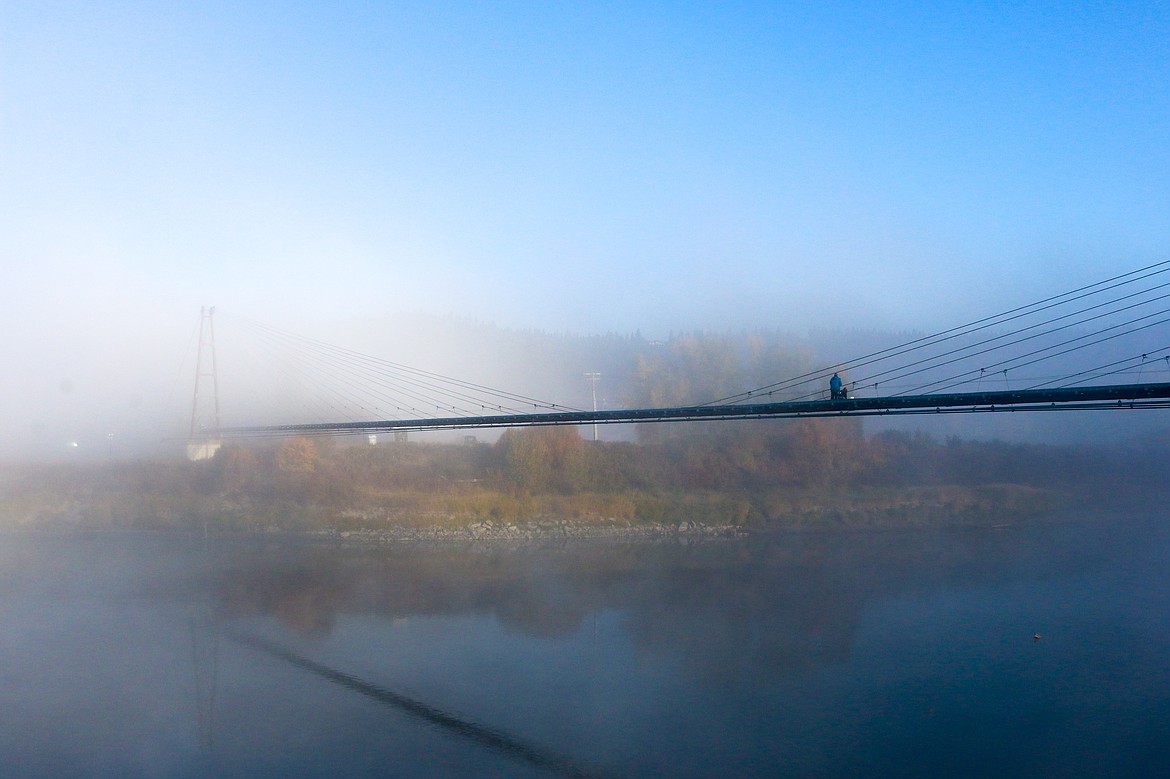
[1,514,1169,778]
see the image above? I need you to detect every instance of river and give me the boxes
[1,513,1168,777]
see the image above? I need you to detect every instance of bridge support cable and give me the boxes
[894,310,1170,397]
[232,314,579,409]
[202,262,1170,438]
[851,286,1170,399]
[1029,349,1170,390]
[230,313,583,414]
[841,288,1170,399]
[235,320,501,416]
[702,259,1170,406]
[222,322,368,425]
[215,312,583,427]
[230,321,457,421]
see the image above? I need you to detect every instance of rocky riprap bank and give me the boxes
[324,518,747,543]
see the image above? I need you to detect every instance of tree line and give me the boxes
[3,328,1167,531]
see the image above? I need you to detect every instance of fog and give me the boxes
[2,3,1169,459]
[6,297,1170,461]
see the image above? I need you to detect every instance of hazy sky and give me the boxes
[2,1,1168,454]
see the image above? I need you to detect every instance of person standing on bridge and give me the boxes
[830,373,844,400]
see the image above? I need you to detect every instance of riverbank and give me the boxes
[0,474,1070,536]
[3,429,1163,534]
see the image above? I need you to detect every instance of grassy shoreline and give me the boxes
[0,471,1070,535]
[3,427,1162,535]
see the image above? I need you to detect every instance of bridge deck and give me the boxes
[213,382,1170,437]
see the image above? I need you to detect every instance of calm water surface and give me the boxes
[1,514,1169,777]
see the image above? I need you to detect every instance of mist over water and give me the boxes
[2,513,1168,777]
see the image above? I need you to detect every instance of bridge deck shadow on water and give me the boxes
[227,630,614,779]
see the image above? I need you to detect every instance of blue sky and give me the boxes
[1,1,1168,452]
[4,1,1167,327]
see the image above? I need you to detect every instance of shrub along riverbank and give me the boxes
[2,420,1166,534]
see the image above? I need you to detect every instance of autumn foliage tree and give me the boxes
[496,426,587,492]
[210,444,260,497]
[629,332,818,443]
[776,418,866,487]
[276,436,319,474]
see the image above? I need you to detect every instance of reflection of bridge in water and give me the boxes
[226,630,611,779]
[189,261,1170,446]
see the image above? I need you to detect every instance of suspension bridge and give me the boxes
[187,261,1170,450]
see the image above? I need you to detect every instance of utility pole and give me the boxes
[584,372,601,442]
